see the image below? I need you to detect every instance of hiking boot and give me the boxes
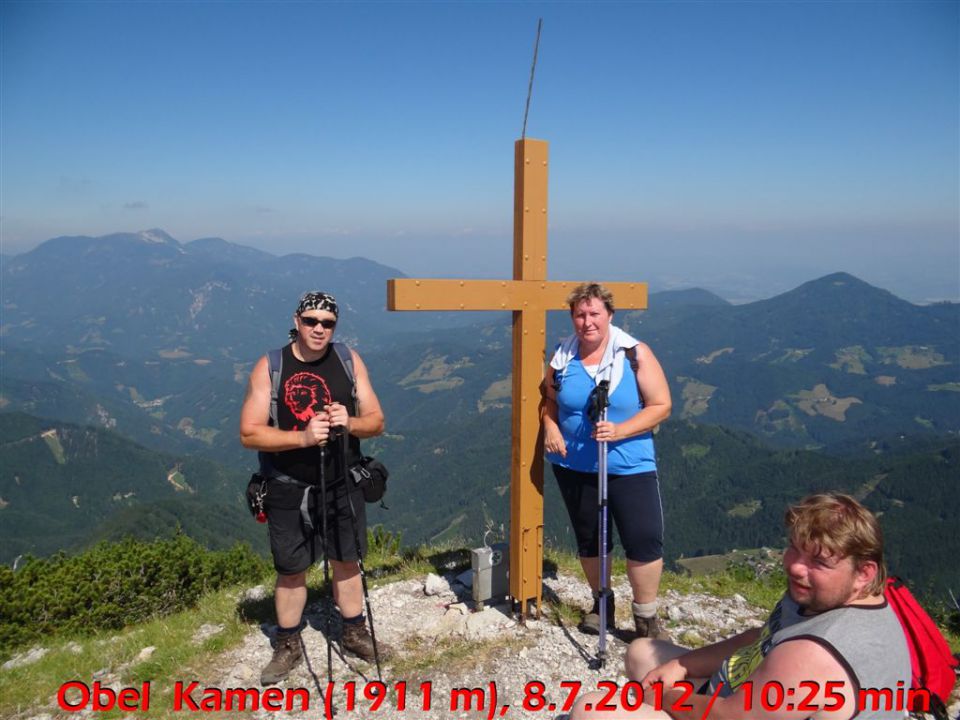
[341,620,392,663]
[260,630,303,686]
[633,612,669,641]
[578,591,615,635]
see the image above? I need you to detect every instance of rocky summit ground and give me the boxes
[12,570,959,720]
[213,572,768,720]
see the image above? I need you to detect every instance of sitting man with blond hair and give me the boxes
[571,493,911,720]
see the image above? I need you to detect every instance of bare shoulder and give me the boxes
[249,355,270,384]
[758,640,856,694]
[347,347,369,372]
[628,341,659,366]
[633,341,656,357]
[241,356,272,422]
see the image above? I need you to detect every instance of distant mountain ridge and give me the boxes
[646,287,730,308]
[1,229,472,360]
[2,231,957,460]
[614,272,959,446]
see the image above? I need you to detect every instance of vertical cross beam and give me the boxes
[510,139,548,615]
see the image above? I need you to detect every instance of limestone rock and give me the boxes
[194,623,225,643]
[243,585,268,602]
[424,573,451,596]
[2,646,48,670]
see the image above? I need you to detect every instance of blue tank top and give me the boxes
[547,355,656,474]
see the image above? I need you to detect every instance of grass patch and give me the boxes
[40,430,66,465]
[830,346,870,375]
[0,580,267,718]
[878,346,948,370]
[391,634,528,676]
[681,443,710,459]
[679,379,718,418]
[363,536,472,587]
[727,499,761,518]
[543,593,582,628]
[668,549,786,611]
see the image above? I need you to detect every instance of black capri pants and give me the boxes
[553,465,664,562]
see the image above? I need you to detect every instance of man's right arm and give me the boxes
[239,356,329,451]
[641,626,762,689]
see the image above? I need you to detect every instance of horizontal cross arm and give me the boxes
[388,278,647,312]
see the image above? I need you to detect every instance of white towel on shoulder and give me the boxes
[549,325,640,393]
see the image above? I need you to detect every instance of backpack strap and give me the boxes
[258,347,285,476]
[331,342,358,415]
[267,347,283,427]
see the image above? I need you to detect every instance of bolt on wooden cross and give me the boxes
[387,138,648,615]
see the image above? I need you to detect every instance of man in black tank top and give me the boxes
[240,291,386,685]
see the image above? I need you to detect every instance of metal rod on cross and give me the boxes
[387,138,648,616]
[522,18,543,140]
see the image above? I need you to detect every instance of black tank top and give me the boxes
[266,343,361,484]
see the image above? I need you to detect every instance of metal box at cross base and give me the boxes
[472,543,509,604]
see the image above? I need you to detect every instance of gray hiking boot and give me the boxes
[341,620,392,663]
[260,630,303,685]
[578,591,615,635]
[633,612,669,641]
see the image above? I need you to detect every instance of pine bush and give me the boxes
[0,535,267,658]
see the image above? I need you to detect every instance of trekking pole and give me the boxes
[319,444,335,691]
[338,428,383,681]
[593,379,612,669]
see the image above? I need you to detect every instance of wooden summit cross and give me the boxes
[387,139,648,615]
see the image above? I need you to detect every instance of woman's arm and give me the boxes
[594,342,672,443]
[541,367,567,457]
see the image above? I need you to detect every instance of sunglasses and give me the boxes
[299,316,337,330]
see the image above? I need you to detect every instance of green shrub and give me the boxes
[367,524,402,559]
[0,535,267,658]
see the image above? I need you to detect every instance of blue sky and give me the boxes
[2,1,957,302]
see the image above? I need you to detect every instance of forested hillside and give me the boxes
[4,409,954,596]
[2,233,956,601]
[0,413,266,560]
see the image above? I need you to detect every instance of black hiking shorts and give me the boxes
[553,465,663,563]
[265,478,368,575]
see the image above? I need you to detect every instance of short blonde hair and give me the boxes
[566,282,615,314]
[785,493,887,595]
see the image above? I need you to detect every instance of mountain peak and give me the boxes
[805,271,879,291]
[137,229,178,246]
[650,287,731,308]
[776,271,906,308]
[185,236,277,263]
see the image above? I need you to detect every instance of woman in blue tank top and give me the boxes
[543,282,672,639]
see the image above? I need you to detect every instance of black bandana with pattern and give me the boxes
[297,291,339,318]
[290,291,339,340]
